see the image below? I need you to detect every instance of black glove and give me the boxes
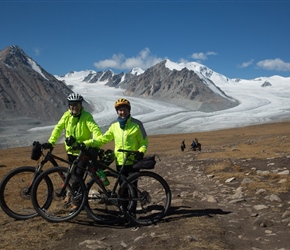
[78,142,86,150]
[135,151,144,161]
[42,142,53,149]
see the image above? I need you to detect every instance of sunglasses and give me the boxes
[69,102,81,107]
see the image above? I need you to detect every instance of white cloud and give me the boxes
[33,47,41,56]
[206,51,218,56]
[238,59,254,68]
[256,58,290,72]
[191,51,217,61]
[191,52,207,61]
[94,48,164,71]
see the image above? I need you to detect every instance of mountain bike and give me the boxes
[0,142,71,220]
[86,149,172,226]
[31,145,171,226]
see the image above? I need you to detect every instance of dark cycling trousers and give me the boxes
[67,154,86,191]
[117,165,139,214]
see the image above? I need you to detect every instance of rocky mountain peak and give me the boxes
[0,45,72,122]
[1,45,29,68]
[119,60,239,112]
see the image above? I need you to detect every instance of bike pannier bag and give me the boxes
[31,141,42,160]
[133,156,156,170]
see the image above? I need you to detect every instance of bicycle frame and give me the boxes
[61,149,129,207]
[25,147,72,196]
[54,147,140,210]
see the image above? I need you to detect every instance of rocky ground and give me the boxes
[0,121,290,250]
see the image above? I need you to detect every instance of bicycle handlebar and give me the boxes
[41,143,54,150]
[70,143,86,151]
[117,149,139,155]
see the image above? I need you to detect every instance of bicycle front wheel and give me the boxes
[85,171,131,225]
[31,167,87,223]
[0,166,45,220]
[121,171,171,226]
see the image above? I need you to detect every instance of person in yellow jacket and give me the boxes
[96,98,148,176]
[44,93,102,191]
[46,93,102,156]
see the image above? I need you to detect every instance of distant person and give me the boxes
[43,93,102,207]
[191,140,197,149]
[181,139,186,151]
[190,138,201,151]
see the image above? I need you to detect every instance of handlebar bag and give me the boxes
[31,141,42,160]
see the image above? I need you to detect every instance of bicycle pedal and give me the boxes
[63,203,70,209]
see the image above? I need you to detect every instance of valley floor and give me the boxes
[1,121,290,250]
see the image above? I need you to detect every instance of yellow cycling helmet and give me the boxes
[114,98,131,111]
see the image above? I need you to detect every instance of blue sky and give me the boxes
[1,0,290,79]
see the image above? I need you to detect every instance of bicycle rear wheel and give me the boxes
[31,167,87,222]
[121,171,171,226]
[85,171,133,225]
[0,166,48,220]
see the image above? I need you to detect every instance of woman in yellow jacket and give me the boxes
[96,98,148,176]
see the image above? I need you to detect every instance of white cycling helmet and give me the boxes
[67,93,84,103]
[67,93,83,117]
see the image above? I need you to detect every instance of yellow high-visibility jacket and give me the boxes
[96,116,148,165]
[48,108,102,155]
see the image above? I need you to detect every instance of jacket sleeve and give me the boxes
[92,124,114,148]
[48,112,67,146]
[83,114,103,147]
[137,123,148,154]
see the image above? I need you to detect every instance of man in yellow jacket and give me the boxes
[47,93,102,158]
[96,98,148,176]
[45,93,102,195]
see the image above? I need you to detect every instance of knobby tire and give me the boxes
[31,167,87,223]
[0,166,51,220]
[120,171,171,226]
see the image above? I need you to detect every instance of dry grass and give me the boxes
[1,120,290,250]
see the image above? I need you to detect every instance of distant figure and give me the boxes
[180,139,186,151]
[190,138,201,151]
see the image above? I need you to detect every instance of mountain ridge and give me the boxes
[1,45,289,124]
[0,45,72,121]
[58,60,241,112]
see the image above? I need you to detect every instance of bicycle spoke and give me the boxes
[123,171,171,226]
[85,172,123,225]
[31,167,86,222]
[0,167,38,220]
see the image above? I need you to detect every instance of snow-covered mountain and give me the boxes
[54,67,290,134]
[54,60,290,134]
[1,45,289,149]
[58,60,239,112]
[57,59,290,114]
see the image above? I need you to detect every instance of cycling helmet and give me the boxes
[67,93,84,103]
[114,98,131,111]
[67,93,83,116]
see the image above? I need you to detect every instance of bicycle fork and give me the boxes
[24,165,45,196]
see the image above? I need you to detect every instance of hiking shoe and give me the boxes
[63,191,72,208]
[69,205,78,212]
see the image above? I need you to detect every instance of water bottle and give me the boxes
[97,169,110,186]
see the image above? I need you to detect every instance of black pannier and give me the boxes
[133,156,156,170]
